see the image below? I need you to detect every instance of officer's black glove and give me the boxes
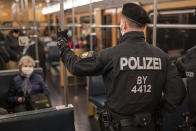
[57,40,70,54]
[56,30,71,57]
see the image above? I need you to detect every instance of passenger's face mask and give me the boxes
[120,22,125,36]
[22,67,34,76]
[82,30,86,37]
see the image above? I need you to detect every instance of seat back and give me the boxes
[0,106,75,131]
[48,42,59,65]
[0,68,43,109]
[89,75,105,97]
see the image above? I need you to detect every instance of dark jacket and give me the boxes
[0,32,5,42]
[0,55,6,70]
[8,72,48,105]
[0,42,10,63]
[176,45,196,113]
[5,31,23,61]
[81,34,97,51]
[0,42,10,70]
[61,31,185,116]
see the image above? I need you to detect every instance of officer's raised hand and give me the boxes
[56,30,71,56]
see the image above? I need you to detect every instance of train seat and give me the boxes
[0,105,75,131]
[0,68,43,110]
[47,42,60,67]
[89,96,105,109]
[89,76,106,109]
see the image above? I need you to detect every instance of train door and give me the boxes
[102,15,112,48]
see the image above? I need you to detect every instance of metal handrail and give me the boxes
[149,9,196,17]
[1,24,196,30]
[148,24,196,29]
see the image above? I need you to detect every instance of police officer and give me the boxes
[57,3,186,131]
[176,45,196,129]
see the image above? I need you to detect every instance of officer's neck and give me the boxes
[124,27,143,33]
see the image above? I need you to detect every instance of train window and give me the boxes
[2,21,13,27]
[102,15,112,48]
[80,16,95,23]
[80,15,95,33]
[66,17,77,24]
[66,17,78,37]
[147,8,196,58]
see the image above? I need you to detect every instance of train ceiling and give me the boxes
[92,0,187,7]
[42,0,188,14]
[0,0,188,14]
[0,0,187,4]
[47,0,186,5]
[82,0,188,10]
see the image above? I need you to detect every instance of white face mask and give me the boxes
[120,22,125,36]
[82,30,86,36]
[22,67,34,76]
[67,30,72,37]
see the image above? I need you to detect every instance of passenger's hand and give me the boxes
[17,97,23,103]
[78,40,82,45]
[83,40,87,45]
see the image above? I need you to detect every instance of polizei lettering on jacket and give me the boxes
[120,57,162,70]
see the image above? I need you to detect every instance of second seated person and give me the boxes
[8,56,48,113]
[80,23,98,51]
[5,22,23,69]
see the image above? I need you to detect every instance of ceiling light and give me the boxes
[39,3,42,7]
[42,0,103,15]
[46,0,50,3]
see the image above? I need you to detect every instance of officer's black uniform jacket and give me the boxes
[176,45,196,113]
[61,31,185,116]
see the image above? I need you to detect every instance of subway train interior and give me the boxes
[0,0,195,131]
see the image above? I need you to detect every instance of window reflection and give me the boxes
[147,9,196,59]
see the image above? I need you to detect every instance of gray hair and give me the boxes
[18,56,35,67]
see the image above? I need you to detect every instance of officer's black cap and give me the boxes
[122,3,150,27]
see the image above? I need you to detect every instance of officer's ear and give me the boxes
[121,19,126,31]
[124,20,129,30]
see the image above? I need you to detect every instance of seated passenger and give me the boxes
[79,23,98,51]
[8,56,48,113]
[5,22,23,69]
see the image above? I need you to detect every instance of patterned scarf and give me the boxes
[22,78,32,96]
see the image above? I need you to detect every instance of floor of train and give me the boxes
[46,67,101,131]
